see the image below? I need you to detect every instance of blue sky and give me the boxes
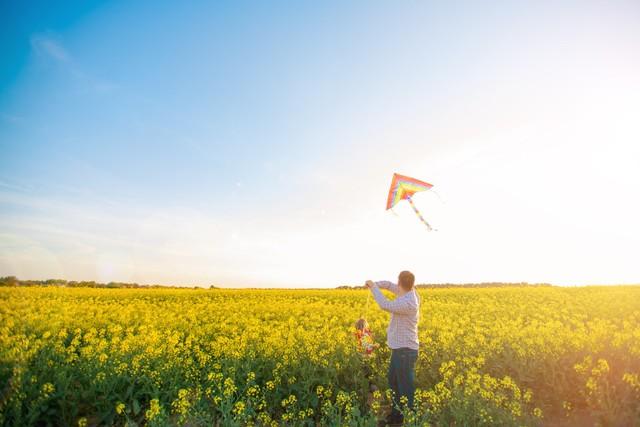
[1,1,639,287]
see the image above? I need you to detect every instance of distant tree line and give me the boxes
[0,276,219,289]
[1,276,553,290]
[336,282,553,289]
[416,282,553,288]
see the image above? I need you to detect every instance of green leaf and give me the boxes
[132,399,141,416]
[126,383,134,399]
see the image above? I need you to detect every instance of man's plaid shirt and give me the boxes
[370,280,420,350]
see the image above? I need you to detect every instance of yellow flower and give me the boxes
[41,382,55,398]
[223,378,237,397]
[115,402,126,415]
[172,389,191,415]
[233,401,245,415]
[146,398,161,421]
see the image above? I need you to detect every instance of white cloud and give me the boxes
[29,33,119,94]
[30,34,70,62]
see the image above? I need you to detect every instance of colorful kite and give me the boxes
[386,173,436,231]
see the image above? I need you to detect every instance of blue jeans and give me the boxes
[388,347,418,421]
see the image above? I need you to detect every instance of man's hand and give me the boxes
[365,280,374,289]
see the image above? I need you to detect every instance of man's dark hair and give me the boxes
[398,271,415,290]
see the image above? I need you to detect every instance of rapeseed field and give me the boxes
[1,286,639,426]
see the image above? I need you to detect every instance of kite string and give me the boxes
[407,196,435,231]
[431,189,446,204]
[363,290,371,319]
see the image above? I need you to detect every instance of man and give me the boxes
[365,271,420,426]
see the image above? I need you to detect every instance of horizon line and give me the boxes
[2,276,639,290]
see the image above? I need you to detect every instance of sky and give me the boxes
[1,1,639,288]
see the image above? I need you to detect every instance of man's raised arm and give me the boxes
[370,285,416,314]
[375,280,400,295]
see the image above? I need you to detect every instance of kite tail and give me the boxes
[407,196,435,231]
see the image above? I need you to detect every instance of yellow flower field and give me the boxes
[1,286,639,426]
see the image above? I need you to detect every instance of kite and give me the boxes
[386,173,436,231]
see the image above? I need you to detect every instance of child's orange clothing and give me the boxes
[354,327,378,356]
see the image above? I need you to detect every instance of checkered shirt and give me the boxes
[371,280,420,350]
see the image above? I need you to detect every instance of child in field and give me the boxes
[354,318,380,398]
[355,318,378,356]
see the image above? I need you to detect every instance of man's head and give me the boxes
[398,270,415,291]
